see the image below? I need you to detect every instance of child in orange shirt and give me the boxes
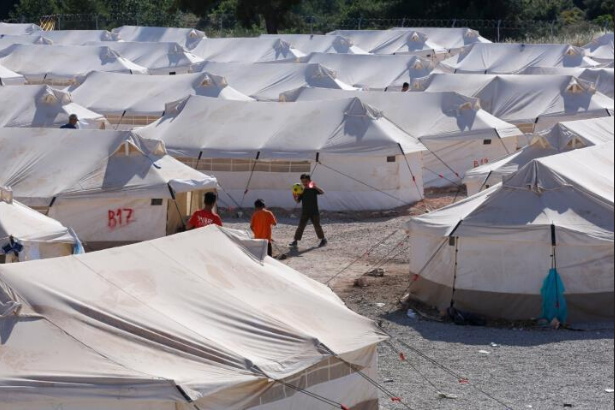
[251,199,278,257]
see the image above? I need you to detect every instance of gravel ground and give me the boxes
[223,193,614,410]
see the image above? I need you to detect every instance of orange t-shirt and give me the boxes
[251,209,277,242]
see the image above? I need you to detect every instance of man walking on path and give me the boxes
[290,174,327,249]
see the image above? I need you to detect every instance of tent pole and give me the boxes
[398,143,425,203]
[479,170,494,193]
[168,184,187,231]
[494,129,512,156]
[239,151,261,209]
[448,219,464,308]
[189,151,204,216]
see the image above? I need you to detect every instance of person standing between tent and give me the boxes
[60,114,79,129]
[401,82,410,92]
[187,192,223,230]
[251,199,278,257]
[290,174,327,249]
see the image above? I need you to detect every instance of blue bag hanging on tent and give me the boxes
[541,268,568,324]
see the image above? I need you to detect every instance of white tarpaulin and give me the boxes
[464,117,615,195]
[0,85,108,129]
[84,41,203,74]
[0,188,76,262]
[438,43,600,74]
[137,95,427,210]
[0,44,148,84]
[112,25,206,49]
[414,73,615,132]
[70,71,252,124]
[329,28,490,58]
[194,62,355,101]
[281,87,522,187]
[0,34,52,49]
[0,22,41,35]
[407,143,614,321]
[41,29,120,45]
[584,33,614,65]
[260,34,368,54]
[521,67,615,98]
[0,128,218,243]
[0,64,25,85]
[0,226,387,410]
[301,53,435,90]
[191,37,305,63]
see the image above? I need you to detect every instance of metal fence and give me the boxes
[3,13,612,44]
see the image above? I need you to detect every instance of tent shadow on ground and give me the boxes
[381,311,614,347]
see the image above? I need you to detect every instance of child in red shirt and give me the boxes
[251,199,277,257]
[187,192,223,229]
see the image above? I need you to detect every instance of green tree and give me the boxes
[10,0,61,20]
[177,0,301,33]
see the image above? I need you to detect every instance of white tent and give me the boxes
[328,28,490,59]
[70,71,252,129]
[414,73,614,132]
[584,33,614,65]
[112,25,206,49]
[41,29,120,45]
[0,34,52,49]
[0,44,148,85]
[521,67,614,98]
[0,226,387,410]
[301,53,435,90]
[0,187,77,263]
[85,41,203,74]
[438,43,600,74]
[260,34,369,54]
[0,63,25,85]
[407,143,614,322]
[0,22,41,35]
[195,62,355,101]
[0,85,108,129]
[0,128,218,248]
[464,117,615,195]
[137,95,426,211]
[281,87,522,188]
[191,37,305,63]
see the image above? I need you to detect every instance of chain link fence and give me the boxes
[2,13,612,44]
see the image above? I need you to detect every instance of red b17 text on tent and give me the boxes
[108,208,134,229]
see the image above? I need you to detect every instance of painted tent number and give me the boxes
[108,208,135,229]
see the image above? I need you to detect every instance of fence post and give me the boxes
[310,16,314,35]
[401,17,406,28]
[497,19,502,42]
[58,15,61,30]
[219,15,224,37]
[95,15,99,30]
[550,20,556,41]
[452,18,457,28]
[358,17,363,30]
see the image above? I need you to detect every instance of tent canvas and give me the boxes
[0,226,387,409]
[0,44,148,85]
[584,33,614,65]
[70,71,252,129]
[414,73,615,132]
[194,62,356,101]
[260,34,369,54]
[464,117,615,195]
[0,22,41,35]
[0,34,53,49]
[41,29,119,45]
[85,41,203,74]
[407,143,614,322]
[301,53,435,90]
[0,128,218,246]
[281,87,522,188]
[190,37,305,63]
[521,67,614,98]
[136,95,427,211]
[0,188,76,263]
[0,63,25,85]
[328,28,489,59]
[0,85,108,129]
[438,43,600,74]
[112,25,206,49]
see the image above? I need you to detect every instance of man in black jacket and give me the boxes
[290,174,327,248]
